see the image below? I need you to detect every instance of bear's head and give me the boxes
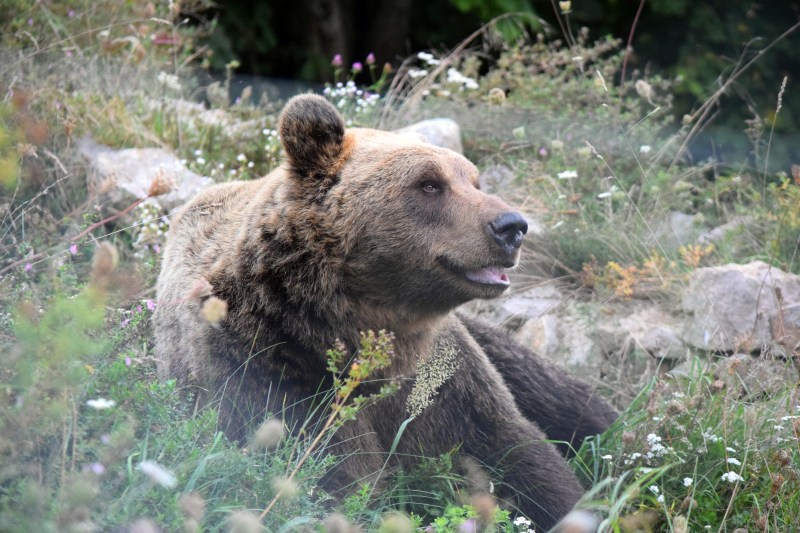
[278,94,528,316]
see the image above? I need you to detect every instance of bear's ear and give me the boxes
[278,94,346,181]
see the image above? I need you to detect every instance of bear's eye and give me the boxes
[420,181,441,194]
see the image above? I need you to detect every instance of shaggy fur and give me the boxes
[154,94,617,530]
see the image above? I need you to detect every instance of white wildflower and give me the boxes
[727,457,741,466]
[648,485,660,495]
[156,71,182,91]
[657,494,665,504]
[597,191,612,199]
[721,471,744,483]
[137,460,177,488]
[513,516,531,527]
[640,144,652,154]
[683,477,693,487]
[557,170,578,179]
[601,454,613,460]
[86,398,116,409]
[236,153,247,162]
[196,157,206,165]
[408,68,429,79]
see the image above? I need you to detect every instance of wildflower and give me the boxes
[657,494,665,503]
[352,62,363,73]
[408,68,428,78]
[87,398,116,409]
[683,477,693,487]
[89,462,105,475]
[459,519,477,533]
[331,54,343,67]
[366,52,376,65]
[138,460,178,488]
[156,71,182,91]
[237,153,247,162]
[196,157,206,165]
[557,170,578,179]
[125,356,132,367]
[227,510,263,533]
[721,471,744,483]
[383,62,392,74]
[69,243,78,255]
[251,418,284,451]
[194,149,202,156]
[601,454,613,460]
[271,476,299,500]
[726,446,737,452]
[727,457,741,466]
[649,485,660,495]
[417,51,440,65]
[514,516,532,527]
[68,9,75,17]
[201,296,228,325]
[559,2,571,14]
[24,262,32,272]
[597,192,612,199]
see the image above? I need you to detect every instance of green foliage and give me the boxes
[575,360,800,531]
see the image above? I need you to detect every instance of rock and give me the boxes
[648,211,707,252]
[679,261,800,354]
[395,118,464,154]
[479,164,513,194]
[78,138,212,213]
[618,305,686,360]
[697,216,754,245]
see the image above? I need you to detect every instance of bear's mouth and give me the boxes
[438,258,511,287]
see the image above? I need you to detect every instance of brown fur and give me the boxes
[154,94,617,530]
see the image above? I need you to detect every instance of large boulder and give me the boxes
[680,261,800,354]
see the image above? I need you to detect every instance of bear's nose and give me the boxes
[488,212,528,252]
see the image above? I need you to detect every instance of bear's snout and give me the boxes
[487,212,528,253]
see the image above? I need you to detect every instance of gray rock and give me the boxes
[78,138,212,213]
[697,216,754,245]
[479,164,514,194]
[648,211,707,252]
[395,118,463,154]
[679,261,800,353]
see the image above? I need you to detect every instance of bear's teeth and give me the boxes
[465,266,510,286]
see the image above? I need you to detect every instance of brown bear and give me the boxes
[153,94,617,530]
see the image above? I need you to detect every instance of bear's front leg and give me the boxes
[458,312,617,454]
[399,322,589,531]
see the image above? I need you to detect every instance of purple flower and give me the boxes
[27,18,33,26]
[331,54,343,67]
[459,519,477,533]
[136,305,142,313]
[24,262,32,272]
[100,434,111,444]
[89,462,105,475]
[68,9,75,17]
[352,62,363,73]
[153,243,161,254]
[120,318,130,328]
[125,356,132,367]
[366,52,375,65]
[69,243,78,255]
[146,299,156,311]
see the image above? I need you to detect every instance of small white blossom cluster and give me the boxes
[513,516,535,533]
[408,51,479,93]
[648,485,665,504]
[156,71,182,92]
[132,199,169,255]
[645,433,672,461]
[721,471,744,483]
[137,460,177,488]
[322,81,381,117]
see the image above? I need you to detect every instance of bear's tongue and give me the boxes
[464,266,510,286]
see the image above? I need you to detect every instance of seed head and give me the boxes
[201,296,228,325]
[251,418,284,451]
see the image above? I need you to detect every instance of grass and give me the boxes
[2,3,799,532]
